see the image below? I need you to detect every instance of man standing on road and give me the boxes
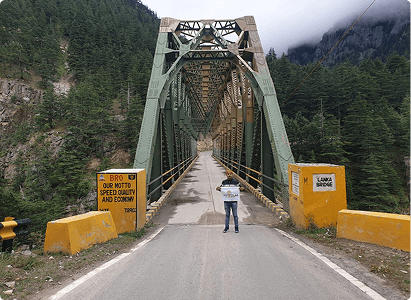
[216,170,244,233]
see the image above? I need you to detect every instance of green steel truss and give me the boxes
[134,16,294,201]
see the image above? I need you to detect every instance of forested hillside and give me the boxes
[0,0,409,236]
[0,0,160,232]
[267,50,410,213]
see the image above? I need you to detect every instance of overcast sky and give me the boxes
[141,0,410,55]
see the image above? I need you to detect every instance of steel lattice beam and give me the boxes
[134,16,294,199]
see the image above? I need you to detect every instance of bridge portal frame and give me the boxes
[134,16,294,203]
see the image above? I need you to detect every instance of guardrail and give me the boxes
[146,155,197,202]
[213,155,290,220]
[0,217,31,252]
[146,154,199,223]
[212,154,289,212]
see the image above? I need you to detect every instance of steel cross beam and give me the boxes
[134,16,294,200]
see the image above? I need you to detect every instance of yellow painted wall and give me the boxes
[289,164,347,229]
[44,211,118,255]
[337,210,410,252]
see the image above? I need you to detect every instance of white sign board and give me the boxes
[221,186,240,201]
[313,174,336,192]
[291,171,299,196]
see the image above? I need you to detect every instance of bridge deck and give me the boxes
[155,151,279,228]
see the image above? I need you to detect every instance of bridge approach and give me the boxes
[133,16,294,210]
[44,151,396,300]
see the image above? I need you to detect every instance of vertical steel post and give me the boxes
[164,95,174,189]
[244,81,254,176]
[236,16,294,184]
[262,113,275,200]
[150,116,162,201]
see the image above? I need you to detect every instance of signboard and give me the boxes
[291,171,299,196]
[221,186,240,202]
[313,173,336,192]
[97,169,144,233]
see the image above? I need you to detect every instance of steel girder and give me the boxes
[134,16,294,196]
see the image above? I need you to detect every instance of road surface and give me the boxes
[46,151,394,300]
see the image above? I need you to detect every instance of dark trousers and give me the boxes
[224,201,238,229]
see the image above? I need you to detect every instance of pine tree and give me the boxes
[35,88,63,130]
[343,95,403,211]
[122,94,145,159]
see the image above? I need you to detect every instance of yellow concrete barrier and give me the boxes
[337,209,410,252]
[289,163,347,229]
[44,211,118,255]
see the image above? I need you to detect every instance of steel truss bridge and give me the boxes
[133,16,295,210]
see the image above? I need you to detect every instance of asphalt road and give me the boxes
[47,151,387,300]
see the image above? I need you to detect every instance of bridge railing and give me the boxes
[213,154,289,212]
[146,155,197,202]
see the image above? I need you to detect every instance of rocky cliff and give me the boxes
[287,14,410,66]
[0,79,60,180]
[0,80,42,129]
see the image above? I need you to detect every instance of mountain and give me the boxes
[287,11,410,66]
[0,0,160,232]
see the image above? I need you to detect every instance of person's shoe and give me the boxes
[223,228,229,233]
[235,228,239,233]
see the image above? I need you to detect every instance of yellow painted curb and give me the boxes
[337,210,410,252]
[44,211,118,255]
[151,206,159,213]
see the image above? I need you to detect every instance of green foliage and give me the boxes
[12,120,33,145]
[0,0,159,92]
[269,50,410,213]
[0,0,159,233]
[2,138,92,232]
[0,184,18,219]
[121,94,145,159]
[64,79,112,158]
[34,88,64,130]
[50,149,91,202]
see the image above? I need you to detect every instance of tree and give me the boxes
[121,94,145,159]
[0,185,18,221]
[64,79,113,158]
[35,88,64,130]
[343,95,404,212]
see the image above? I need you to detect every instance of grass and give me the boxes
[293,221,338,245]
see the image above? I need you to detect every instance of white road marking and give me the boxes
[275,228,387,300]
[48,226,164,300]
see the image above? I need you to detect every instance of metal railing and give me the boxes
[146,155,197,201]
[213,154,290,212]
[0,217,31,252]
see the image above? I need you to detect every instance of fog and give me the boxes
[141,0,410,55]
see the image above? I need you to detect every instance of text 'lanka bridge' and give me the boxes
[133,16,294,210]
